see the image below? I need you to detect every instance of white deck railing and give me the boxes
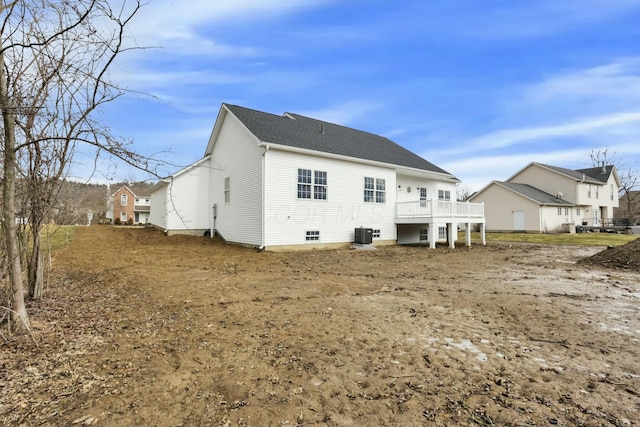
[396,200,484,219]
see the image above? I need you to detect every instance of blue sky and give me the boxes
[80,0,640,193]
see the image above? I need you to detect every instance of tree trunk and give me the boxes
[0,46,30,330]
[28,228,44,300]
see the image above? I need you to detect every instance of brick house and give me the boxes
[107,185,151,224]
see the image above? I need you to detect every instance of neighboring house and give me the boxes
[615,190,640,225]
[470,162,620,233]
[107,185,151,224]
[150,104,485,250]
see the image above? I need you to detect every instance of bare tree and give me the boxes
[1,0,156,331]
[456,186,472,202]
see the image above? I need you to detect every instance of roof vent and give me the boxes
[321,122,325,134]
[600,161,606,174]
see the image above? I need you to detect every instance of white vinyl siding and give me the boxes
[150,160,211,232]
[209,112,263,246]
[264,150,396,247]
[149,183,168,229]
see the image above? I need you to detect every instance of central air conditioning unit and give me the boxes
[354,227,373,244]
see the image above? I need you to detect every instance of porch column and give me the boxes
[448,223,455,249]
[480,223,486,245]
[428,224,438,249]
[465,223,471,246]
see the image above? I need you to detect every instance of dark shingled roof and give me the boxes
[535,162,613,184]
[575,165,614,184]
[498,182,573,205]
[225,104,454,176]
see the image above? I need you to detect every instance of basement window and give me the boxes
[305,230,320,241]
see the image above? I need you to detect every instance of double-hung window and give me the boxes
[364,177,385,203]
[438,189,451,201]
[224,177,230,203]
[375,178,385,203]
[298,168,327,200]
[121,194,128,205]
[314,171,327,200]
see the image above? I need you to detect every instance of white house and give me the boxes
[150,104,485,250]
[470,162,620,233]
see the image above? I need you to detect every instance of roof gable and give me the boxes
[112,184,152,198]
[223,104,454,176]
[510,162,616,185]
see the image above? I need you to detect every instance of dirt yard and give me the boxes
[2,226,639,426]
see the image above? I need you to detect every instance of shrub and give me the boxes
[127,217,134,225]
[114,217,121,225]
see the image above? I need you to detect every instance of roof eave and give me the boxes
[261,141,459,182]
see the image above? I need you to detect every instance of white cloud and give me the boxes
[522,58,640,109]
[129,0,338,52]
[468,111,640,149]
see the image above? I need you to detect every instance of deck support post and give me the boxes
[428,224,438,249]
[465,223,472,246]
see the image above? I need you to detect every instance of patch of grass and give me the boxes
[465,231,637,247]
[46,225,78,250]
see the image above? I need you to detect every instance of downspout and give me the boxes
[260,144,269,250]
[210,204,216,239]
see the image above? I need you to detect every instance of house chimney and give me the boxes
[601,161,606,174]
